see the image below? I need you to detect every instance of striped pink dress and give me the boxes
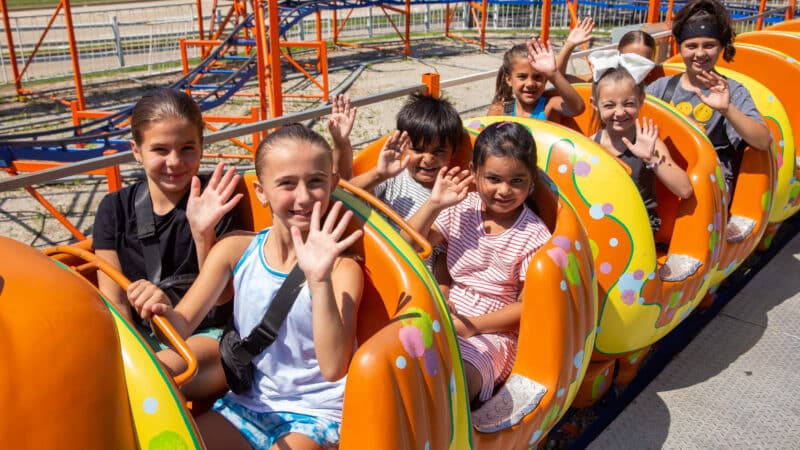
[434,192,551,401]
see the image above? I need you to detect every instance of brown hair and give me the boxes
[130,88,204,146]
[254,124,332,180]
[473,121,538,184]
[618,30,656,57]
[672,0,736,61]
[591,68,645,131]
[493,44,530,104]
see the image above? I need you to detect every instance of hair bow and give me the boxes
[588,49,655,84]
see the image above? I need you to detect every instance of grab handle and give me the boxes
[43,245,198,387]
[338,179,433,260]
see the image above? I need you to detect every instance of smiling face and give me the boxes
[679,36,722,76]
[253,139,337,232]
[593,76,643,135]
[475,154,533,220]
[505,56,547,112]
[404,136,454,188]
[132,117,202,203]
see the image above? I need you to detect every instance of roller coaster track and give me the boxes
[0,0,427,166]
[0,0,786,167]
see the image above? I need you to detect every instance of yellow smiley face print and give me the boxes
[693,103,714,123]
[673,101,693,117]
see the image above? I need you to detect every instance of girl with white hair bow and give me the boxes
[588,49,694,233]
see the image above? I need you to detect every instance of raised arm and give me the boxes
[623,118,693,199]
[528,37,586,117]
[328,94,358,179]
[186,161,243,267]
[695,70,772,150]
[128,233,251,338]
[349,130,411,191]
[292,201,364,381]
[556,17,595,76]
[402,166,473,248]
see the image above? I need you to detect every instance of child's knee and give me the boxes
[463,362,484,401]
[271,433,325,450]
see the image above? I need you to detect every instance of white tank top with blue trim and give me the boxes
[229,228,346,422]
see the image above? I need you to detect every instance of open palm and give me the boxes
[430,167,473,208]
[695,70,731,112]
[377,130,411,177]
[622,118,659,161]
[186,161,243,236]
[527,37,556,78]
[291,201,363,283]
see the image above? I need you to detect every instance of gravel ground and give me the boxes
[0,31,596,248]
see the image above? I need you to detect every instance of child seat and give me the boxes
[353,129,597,448]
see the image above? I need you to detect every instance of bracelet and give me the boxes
[646,155,665,170]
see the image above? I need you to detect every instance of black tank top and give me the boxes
[594,133,661,232]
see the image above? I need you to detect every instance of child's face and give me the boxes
[403,136,454,188]
[594,78,642,134]
[475,154,533,218]
[619,42,654,61]
[505,56,547,109]
[132,117,202,198]
[679,36,722,76]
[254,140,337,232]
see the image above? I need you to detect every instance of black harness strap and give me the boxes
[134,182,162,283]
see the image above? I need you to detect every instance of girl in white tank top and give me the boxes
[127,124,364,450]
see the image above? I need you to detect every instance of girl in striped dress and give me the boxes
[406,121,552,404]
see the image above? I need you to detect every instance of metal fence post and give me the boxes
[0,40,7,84]
[14,17,28,82]
[425,4,430,32]
[300,16,305,40]
[368,7,373,38]
[111,15,124,67]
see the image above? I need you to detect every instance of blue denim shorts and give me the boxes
[213,394,341,449]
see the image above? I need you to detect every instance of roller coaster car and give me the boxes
[0,237,140,450]
[235,170,463,449]
[737,30,800,60]
[648,64,778,290]
[351,131,597,448]
[477,105,721,405]
[764,17,800,31]
[2,236,204,450]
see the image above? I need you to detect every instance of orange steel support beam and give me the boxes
[444,1,487,50]
[647,0,662,23]
[477,0,487,50]
[566,0,589,50]
[102,150,122,192]
[756,0,767,30]
[279,42,329,101]
[667,0,676,23]
[316,11,322,41]
[196,0,205,40]
[405,0,411,55]
[0,0,22,98]
[267,0,283,118]
[15,1,63,86]
[788,0,796,19]
[62,0,85,111]
[254,0,270,124]
[6,165,87,241]
[541,0,552,42]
